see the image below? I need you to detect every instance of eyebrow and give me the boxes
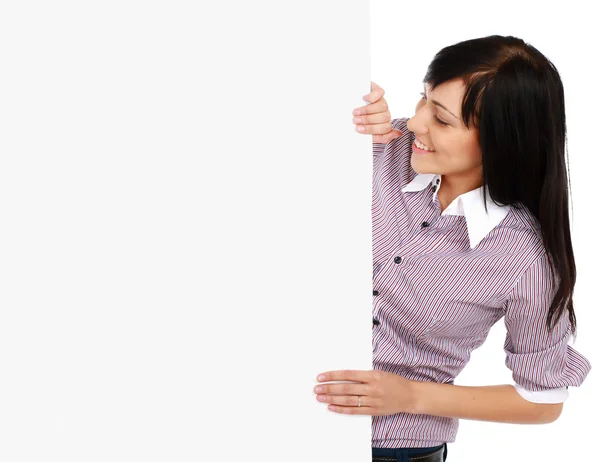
[424,85,459,120]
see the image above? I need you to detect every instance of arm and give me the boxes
[410,253,589,426]
[409,381,563,424]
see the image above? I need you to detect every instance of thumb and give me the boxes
[374,129,403,144]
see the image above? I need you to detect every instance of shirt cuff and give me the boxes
[513,383,569,403]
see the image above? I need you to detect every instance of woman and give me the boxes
[312,35,592,462]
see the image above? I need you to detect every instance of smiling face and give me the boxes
[406,78,483,194]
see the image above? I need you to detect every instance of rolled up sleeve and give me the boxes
[502,253,592,400]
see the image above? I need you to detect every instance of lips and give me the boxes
[415,136,435,151]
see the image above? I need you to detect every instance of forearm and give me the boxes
[409,381,562,424]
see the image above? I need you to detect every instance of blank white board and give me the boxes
[0,1,373,461]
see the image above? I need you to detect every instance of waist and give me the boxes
[372,412,459,448]
[372,443,446,462]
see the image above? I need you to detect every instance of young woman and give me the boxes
[312,35,592,462]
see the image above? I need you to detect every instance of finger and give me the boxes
[363,85,384,103]
[322,394,372,408]
[318,370,370,383]
[368,81,383,98]
[316,382,371,395]
[355,122,398,136]
[353,98,389,116]
[372,129,404,144]
[353,111,390,125]
[327,404,371,415]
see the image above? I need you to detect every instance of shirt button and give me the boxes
[436,179,440,184]
[421,221,429,228]
[373,290,379,296]
[431,185,437,192]
[394,256,402,264]
[373,317,380,326]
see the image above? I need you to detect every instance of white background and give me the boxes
[371,0,598,460]
[0,1,597,461]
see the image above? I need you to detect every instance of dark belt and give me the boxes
[372,444,445,462]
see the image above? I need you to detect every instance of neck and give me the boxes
[437,170,483,212]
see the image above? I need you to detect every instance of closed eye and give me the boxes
[434,116,449,126]
[420,92,449,126]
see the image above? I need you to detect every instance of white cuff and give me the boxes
[513,383,569,403]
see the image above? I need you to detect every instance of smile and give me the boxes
[415,137,436,152]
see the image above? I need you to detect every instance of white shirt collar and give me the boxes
[401,173,511,249]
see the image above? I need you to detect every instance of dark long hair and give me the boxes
[423,35,576,336]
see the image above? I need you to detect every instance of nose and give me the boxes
[406,109,429,136]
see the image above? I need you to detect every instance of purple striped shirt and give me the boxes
[371,117,592,448]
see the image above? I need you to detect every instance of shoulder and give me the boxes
[495,204,546,257]
[495,206,556,299]
[391,117,409,131]
[391,117,414,144]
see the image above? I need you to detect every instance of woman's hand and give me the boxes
[313,369,420,416]
[353,82,403,144]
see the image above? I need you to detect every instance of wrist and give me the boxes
[407,379,425,415]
